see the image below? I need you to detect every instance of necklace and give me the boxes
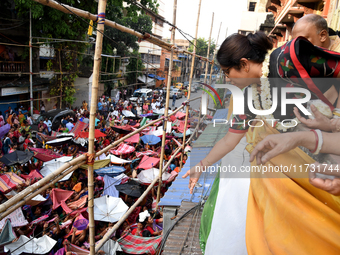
[251,53,298,132]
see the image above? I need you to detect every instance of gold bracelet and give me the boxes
[204,158,212,166]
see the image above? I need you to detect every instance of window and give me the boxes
[249,2,256,12]
[165,59,169,67]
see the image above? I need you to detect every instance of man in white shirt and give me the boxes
[113,107,119,117]
[44,117,52,133]
[123,100,129,108]
[151,101,157,110]
[66,120,74,132]
[155,99,161,108]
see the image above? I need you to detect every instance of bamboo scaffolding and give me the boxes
[0,155,86,216]
[87,1,107,254]
[206,22,222,112]
[95,145,183,252]
[156,0,177,209]
[0,163,84,220]
[179,0,202,170]
[202,12,214,115]
[32,0,213,64]
[0,104,186,220]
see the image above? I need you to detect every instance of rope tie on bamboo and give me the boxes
[138,33,151,43]
[182,101,189,106]
[97,13,106,24]
[86,153,95,166]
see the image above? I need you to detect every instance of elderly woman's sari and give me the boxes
[200,37,340,255]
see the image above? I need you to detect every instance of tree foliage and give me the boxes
[12,0,157,105]
[188,37,216,58]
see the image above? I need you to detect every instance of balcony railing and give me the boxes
[0,61,25,72]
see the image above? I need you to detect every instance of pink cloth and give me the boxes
[136,155,160,169]
[110,143,135,156]
[125,133,140,144]
[50,188,74,210]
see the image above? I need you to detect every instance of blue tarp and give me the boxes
[95,166,125,177]
[148,74,155,78]
[178,54,187,58]
[156,75,165,81]
[102,175,122,198]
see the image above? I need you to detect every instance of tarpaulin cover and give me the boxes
[111,125,132,134]
[135,150,159,158]
[5,235,57,255]
[80,159,110,170]
[70,121,88,136]
[95,166,126,177]
[26,194,47,207]
[136,156,160,169]
[67,195,88,212]
[78,129,106,139]
[99,239,122,255]
[21,170,43,181]
[40,161,74,183]
[0,219,16,246]
[175,111,186,119]
[177,121,189,133]
[103,175,122,198]
[107,154,132,164]
[124,133,140,144]
[64,244,89,255]
[0,151,34,166]
[0,208,28,229]
[44,156,72,166]
[110,144,135,156]
[169,115,176,122]
[29,148,61,162]
[118,233,162,255]
[0,172,25,193]
[50,188,74,210]
[137,168,171,185]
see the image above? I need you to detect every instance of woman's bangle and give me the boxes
[204,158,212,166]
[310,129,323,155]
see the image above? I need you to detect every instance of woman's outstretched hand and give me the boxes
[294,106,332,132]
[182,166,202,194]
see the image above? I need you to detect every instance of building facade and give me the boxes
[266,0,335,47]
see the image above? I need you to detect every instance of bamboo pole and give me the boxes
[179,0,202,170]
[202,12,214,115]
[155,0,177,208]
[59,50,63,109]
[87,1,107,254]
[206,22,222,114]
[95,145,182,253]
[203,13,214,85]
[31,0,213,64]
[208,22,222,87]
[29,9,33,115]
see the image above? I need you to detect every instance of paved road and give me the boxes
[171,82,216,111]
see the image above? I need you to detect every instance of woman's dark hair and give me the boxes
[217,32,273,70]
[142,230,152,237]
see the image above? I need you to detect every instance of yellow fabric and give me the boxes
[245,122,340,255]
[80,159,110,170]
[87,20,93,36]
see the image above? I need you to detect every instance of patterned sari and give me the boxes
[200,37,340,254]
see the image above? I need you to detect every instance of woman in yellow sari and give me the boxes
[184,31,340,254]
